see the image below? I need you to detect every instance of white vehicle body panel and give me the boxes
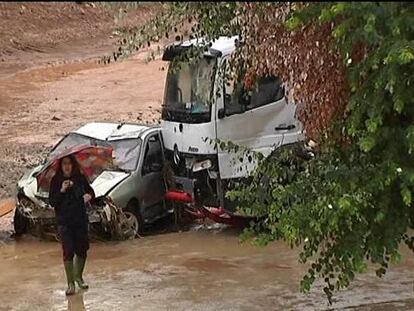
[160,121,217,155]
[73,122,149,141]
[91,171,130,198]
[17,165,48,207]
[215,54,303,178]
[161,36,304,179]
[179,35,238,58]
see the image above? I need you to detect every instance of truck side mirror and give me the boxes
[218,108,225,119]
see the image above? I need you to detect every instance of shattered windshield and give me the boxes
[109,138,141,171]
[162,57,215,123]
[49,133,141,172]
[48,133,108,159]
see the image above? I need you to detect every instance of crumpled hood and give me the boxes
[18,165,43,198]
[91,171,130,198]
[18,167,129,201]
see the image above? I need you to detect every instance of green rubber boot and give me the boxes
[74,256,89,290]
[64,261,76,296]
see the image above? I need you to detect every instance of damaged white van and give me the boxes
[14,122,169,239]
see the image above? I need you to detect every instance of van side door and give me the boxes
[138,131,166,222]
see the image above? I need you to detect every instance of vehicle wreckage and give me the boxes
[14,123,171,240]
[14,36,314,240]
[16,195,138,241]
[160,36,313,223]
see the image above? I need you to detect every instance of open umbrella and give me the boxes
[36,144,114,195]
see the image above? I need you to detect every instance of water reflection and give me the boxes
[67,293,86,311]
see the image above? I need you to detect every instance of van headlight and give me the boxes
[192,159,213,172]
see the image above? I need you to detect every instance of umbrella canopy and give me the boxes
[36,144,114,194]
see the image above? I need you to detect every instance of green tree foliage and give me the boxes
[109,2,414,302]
[233,2,414,302]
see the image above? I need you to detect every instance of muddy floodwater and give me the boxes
[1,226,414,311]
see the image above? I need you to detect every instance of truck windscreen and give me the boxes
[162,57,216,124]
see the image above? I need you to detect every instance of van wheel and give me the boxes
[120,211,139,239]
[13,208,28,235]
[126,200,144,235]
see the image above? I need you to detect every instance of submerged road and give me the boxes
[1,226,414,311]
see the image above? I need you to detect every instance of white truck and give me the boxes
[161,36,305,223]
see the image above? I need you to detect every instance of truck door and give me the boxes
[215,59,300,179]
[139,132,166,222]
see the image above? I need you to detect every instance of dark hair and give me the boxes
[56,155,82,178]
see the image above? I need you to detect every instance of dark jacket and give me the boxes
[49,173,95,226]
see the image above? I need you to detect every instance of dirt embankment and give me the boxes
[0,2,160,75]
[0,2,111,54]
[0,2,157,56]
[0,2,167,231]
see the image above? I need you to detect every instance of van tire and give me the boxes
[126,200,144,235]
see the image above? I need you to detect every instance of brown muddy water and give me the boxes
[1,225,414,311]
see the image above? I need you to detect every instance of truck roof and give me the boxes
[163,35,238,60]
[73,122,158,141]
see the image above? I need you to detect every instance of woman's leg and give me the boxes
[73,223,89,289]
[58,225,76,295]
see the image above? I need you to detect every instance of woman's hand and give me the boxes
[83,193,92,204]
[61,180,73,193]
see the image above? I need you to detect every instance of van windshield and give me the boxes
[49,133,141,172]
[162,57,216,123]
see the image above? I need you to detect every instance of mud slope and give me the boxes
[0,2,157,58]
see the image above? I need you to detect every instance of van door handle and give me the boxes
[275,124,295,131]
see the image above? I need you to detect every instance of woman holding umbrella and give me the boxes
[49,155,95,296]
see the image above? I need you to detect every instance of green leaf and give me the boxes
[391,252,402,264]
[359,136,376,152]
[331,3,346,15]
[401,187,412,206]
[365,117,381,133]
[374,211,385,223]
[319,8,334,23]
[338,196,351,210]
[364,23,375,33]
[398,47,414,65]
[333,23,347,40]
[285,16,301,30]
[393,99,404,113]
[407,126,414,154]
